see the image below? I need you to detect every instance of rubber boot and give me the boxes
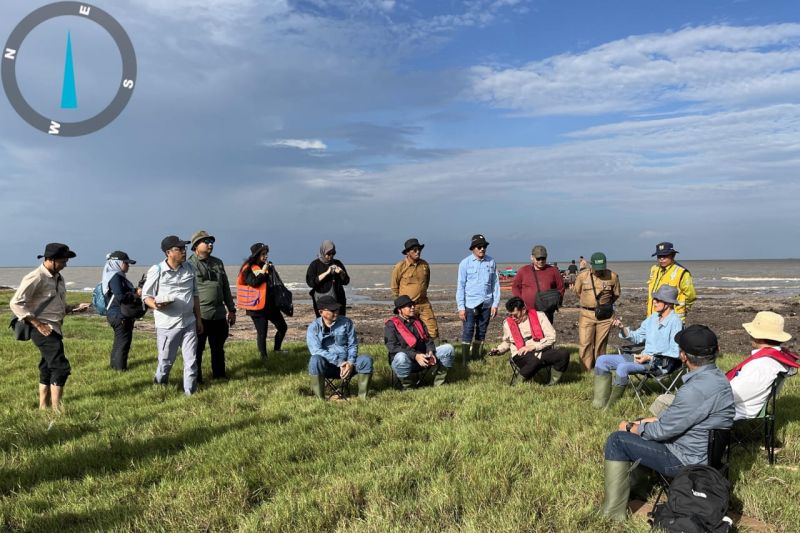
[399,376,415,390]
[592,373,612,409]
[600,460,631,522]
[310,374,325,400]
[546,368,563,386]
[604,384,626,410]
[470,341,484,360]
[629,464,653,501]
[460,343,470,365]
[433,365,449,387]
[358,373,372,400]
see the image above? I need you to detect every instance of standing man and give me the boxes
[142,235,204,396]
[573,252,621,371]
[647,242,695,323]
[456,234,501,362]
[10,243,89,412]
[188,230,236,383]
[390,238,438,338]
[385,295,455,389]
[511,244,564,325]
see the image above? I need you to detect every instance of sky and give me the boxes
[1,0,799,266]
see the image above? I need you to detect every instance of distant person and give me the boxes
[307,295,373,400]
[188,230,236,383]
[489,297,570,385]
[727,311,799,420]
[456,234,500,362]
[390,238,439,338]
[647,242,695,323]
[573,252,621,370]
[142,235,203,396]
[237,243,288,362]
[567,260,578,287]
[9,243,89,412]
[579,256,588,271]
[600,325,734,522]
[385,295,454,389]
[306,240,349,317]
[592,286,682,409]
[512,244,564,325]
[102,251,141,371]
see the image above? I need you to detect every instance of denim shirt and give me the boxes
[620,311,682,359]
[456,254,500,311]
[306,316,358,366]
[639,364,734,466]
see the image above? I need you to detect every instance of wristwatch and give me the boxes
[625,421,634,432]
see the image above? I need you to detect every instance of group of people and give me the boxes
[8,235,799,524]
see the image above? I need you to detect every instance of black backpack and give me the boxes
[267,264,294,317]
[650,465,731,533]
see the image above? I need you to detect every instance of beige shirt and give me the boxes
[495,311,556,357]
[390,258,431,302]
[573,269,621,308]
[9,264,68,335]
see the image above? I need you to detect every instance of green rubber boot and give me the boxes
[604,384,626,410]
[592,373,612,409]
[358,373,372,400]
[600,460,631,522]
[398,376,415,390]
[460,343,470,365]
[433,365,449,387]
[470,341,484,360]
[310,374,325,400]
[546,368,563,386]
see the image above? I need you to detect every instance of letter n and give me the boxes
[4,48,16,60]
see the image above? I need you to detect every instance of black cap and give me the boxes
[160,235,190,253]
[249,242,269,257]
[393,295,415,314]
[316,295,341,311]
[402,238,424,255]
[652,242,679,257]
[675,325,718,357]
[469,234,490,250]
[107,251,136,264]
[37,243,76,260]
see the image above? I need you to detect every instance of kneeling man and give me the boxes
[307,295,373,400]
[385,295,455,389]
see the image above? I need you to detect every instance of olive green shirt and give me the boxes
[188,254,235,320]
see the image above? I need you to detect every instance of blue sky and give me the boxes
[1,0,799,266]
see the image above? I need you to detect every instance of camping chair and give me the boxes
[732,370,793,465]
[388,354,433,389]
[619,344,685,409]
[509,356,522,385]
[324,375,352,401]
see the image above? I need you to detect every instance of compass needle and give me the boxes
[60,31,78,109]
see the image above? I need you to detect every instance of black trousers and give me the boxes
[197,318,229,381]
[512,346,570,381]
[107,315,135,371]
[250,307,287,359]
[31,329,71,386]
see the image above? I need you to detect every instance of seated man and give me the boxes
[600,325,734,522]
[385,295,455,389]
[488,297,570,385]
[592,285,683,409]
[307,295,373,400]
[727,311,799,420]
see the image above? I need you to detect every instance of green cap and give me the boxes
[590,252,607,270]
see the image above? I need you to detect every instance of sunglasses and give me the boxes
[534,256,547,261]
[201,238,215,245]
[475,246,487,250]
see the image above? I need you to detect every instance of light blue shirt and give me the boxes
[620,310,683,359]
[306,316,358,366]
[456,254,500,311]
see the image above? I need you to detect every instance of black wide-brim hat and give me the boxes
[249,242,269,259]
[393,295,415,314]
[38,243,76,260]
[469,234,489,250]
[316,295,341,311]
[402,238,424,255]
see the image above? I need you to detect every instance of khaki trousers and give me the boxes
[578,308,613,371]
[415,301,439,339]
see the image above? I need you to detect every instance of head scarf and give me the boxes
[102,259,126,294]
[318,240,336,265]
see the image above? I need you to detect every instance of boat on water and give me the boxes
[499,267,516,292]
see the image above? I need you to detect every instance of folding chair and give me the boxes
[388,354,433,389]
[324,375,352,401]
[619,343,685,409]
[509,356,522,385]
[732,370,792,465]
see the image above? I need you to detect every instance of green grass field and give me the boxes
[1,291,798,532]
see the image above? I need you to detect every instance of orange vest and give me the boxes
[236,264,267,311]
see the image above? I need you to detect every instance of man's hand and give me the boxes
[33,320,53,337]
[415,353,430,367]
[490,306,498,318]
[611,318,623,328]
[70,303,90,313]
[340,361,354,379]
[426,351,437,366]
[634,354,653,364]
[227,311,236,326]
[196,320,204,336]
[458,309,466,321]
[488,348,501,356]
[617,420,639,434]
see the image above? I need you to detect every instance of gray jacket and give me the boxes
[639,364,734,466]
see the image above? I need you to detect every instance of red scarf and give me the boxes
[386,316,428,348]
[506,310,545,350]
[726,347,800,380]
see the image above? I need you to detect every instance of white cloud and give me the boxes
[267,139,328,150]
[470,24,800,116]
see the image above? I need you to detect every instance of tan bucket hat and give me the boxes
[742,311,792,343]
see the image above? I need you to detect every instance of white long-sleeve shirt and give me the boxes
[729,348,791,420]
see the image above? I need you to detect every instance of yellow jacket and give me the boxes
[647,263,696,321]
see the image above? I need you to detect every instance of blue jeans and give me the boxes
[604,431,684,477]
[308,354,373,377]
[462,303,492,342]
[390,344,455,378]
[595,353,647,386]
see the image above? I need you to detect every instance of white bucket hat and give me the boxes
[742,311,792,343]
